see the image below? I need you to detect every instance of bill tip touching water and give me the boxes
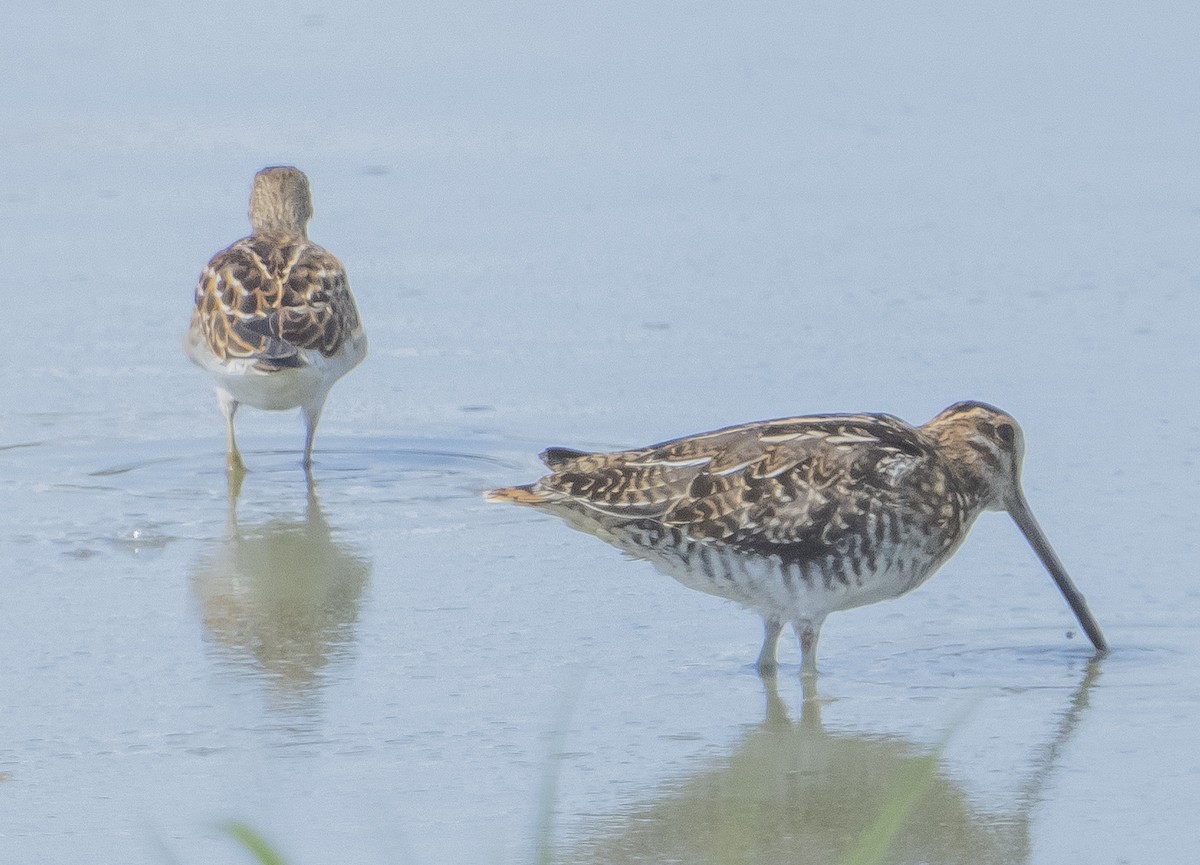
[487,400,1107,675]
[184,166,368,473]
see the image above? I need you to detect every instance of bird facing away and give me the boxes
[185,166,367,472]
[486,401,1107,675]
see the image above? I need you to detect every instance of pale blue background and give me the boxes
[2,2,1198,863]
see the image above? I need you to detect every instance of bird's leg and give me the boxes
[300,395,329,470]
[756,615,785,675]
[797,620,821,678]
[222,463,245,539]
[216,389,246,474]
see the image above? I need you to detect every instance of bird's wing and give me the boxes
[534,414,944,557]
[191,236,360,369]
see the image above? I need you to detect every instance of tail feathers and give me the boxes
[489,444,596,504]
[540,446,591,468]
[484,484,552,505]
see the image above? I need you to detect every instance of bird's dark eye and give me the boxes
[995,422,1015,445]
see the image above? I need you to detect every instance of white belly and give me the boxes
[185,329,367,412]
[603,520,945,625]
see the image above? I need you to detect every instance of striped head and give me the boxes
[249,166,314,238]
[924,400,1108,652]
[921,401,1025,513]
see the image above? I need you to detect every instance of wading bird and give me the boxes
[487,401,1107,675]
[185,166,367,471]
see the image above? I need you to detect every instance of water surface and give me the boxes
[3,2,1199,863]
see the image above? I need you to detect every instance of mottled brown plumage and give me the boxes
[185,167,367,470]
[192,233,361,369]
[488,402,1107,674]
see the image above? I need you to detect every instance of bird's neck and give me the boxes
[920,426,1004,515]
[252,221,308,240]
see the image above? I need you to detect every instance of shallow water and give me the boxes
[4,2,1200,863]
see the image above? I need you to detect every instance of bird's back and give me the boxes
[187,232,364,373]
[490,413,974,583]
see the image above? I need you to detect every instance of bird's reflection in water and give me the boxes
[191,471,372,716]
[563,662,1100,865]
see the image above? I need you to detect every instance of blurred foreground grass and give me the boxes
[222,821,289,865]
[218,713,953,865]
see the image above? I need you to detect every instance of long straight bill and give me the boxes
[1008,494,1108,652]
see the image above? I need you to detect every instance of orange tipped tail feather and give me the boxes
[484,484,551,505]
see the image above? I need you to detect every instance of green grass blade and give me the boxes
[839,751,941,865]
[533,675,584,865]
[221,820,290,865]
[839,706,971,865]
